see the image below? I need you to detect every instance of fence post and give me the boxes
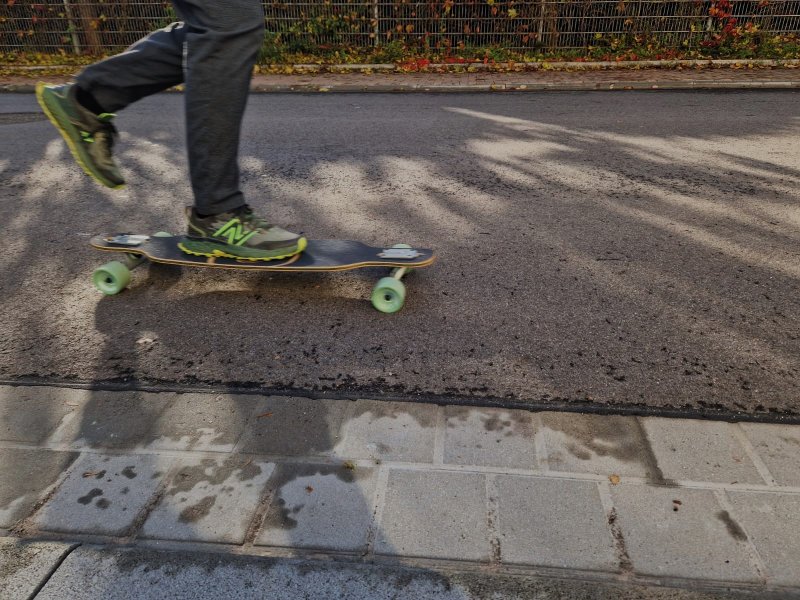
[62,0,81,55]
[537,0,546,48]
[373,0,380,47]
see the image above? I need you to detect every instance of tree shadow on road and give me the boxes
[0,90,799,415]
[1,87,797,600]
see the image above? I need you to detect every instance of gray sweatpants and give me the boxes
[76,0,265,215]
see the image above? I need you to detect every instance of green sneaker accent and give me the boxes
[213,219,258,246]
[35,82,125,189]
[183,205,307,261]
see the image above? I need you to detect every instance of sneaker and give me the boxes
[180,205,307,261]
[35,82,125,189]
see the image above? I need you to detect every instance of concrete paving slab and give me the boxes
[141,457,274,544]
[236,397,349,457]
[610,485,759,583]
[443,406,536,469]
[333,400,437,462]
[0,537,76,600]
[35,453,169,536]
[256,463,377,552]
[0,448,78,528]
[739,423,800,487]
[727,491,800,588]
[539,413,653,478]
[494,475,617,571]
[143,393,256,452]
[0,385,85,444]
[375,469,491,561]
[33,545,762,600]
[639,418,764,485]
[48,390,254,451]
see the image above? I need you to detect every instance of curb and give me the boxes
[248,80,800,93]
[7,58,800,73]
[285,58,800,72]
[6,81,800,94]
[6,539,793,600]
[6,377,800,423]
[4,58,799,94]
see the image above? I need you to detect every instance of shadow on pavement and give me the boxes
[0,90,798,415]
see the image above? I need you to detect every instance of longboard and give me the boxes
[90,233,435,313]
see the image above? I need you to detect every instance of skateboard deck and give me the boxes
[90,233,435,313]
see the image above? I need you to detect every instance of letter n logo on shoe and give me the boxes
[214,219,256,246]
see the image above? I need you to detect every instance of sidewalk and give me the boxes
[1,384,799,598]
[2,66,800,93]
[249,65,800,92]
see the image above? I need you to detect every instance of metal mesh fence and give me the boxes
[3,1,800,55]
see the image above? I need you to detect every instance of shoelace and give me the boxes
[92,121,118,152]
[238,207,273,231]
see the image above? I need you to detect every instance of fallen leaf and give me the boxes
[609,474,621,485]
[305,486,314,493]
[82,470,102,478]
[343,461,356,470]
[256,412,273,419]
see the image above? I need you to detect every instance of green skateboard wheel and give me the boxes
[92,261,131,295]
[153,231,172,237]
[371,277,406,314]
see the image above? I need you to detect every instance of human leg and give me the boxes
[75,21,187,113]
[38,0,305,258]
[174,0,263,215]
[36,22,187,188]
[176,0,305,259]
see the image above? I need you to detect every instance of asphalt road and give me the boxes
[0,91,798,415]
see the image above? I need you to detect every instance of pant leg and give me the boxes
[176,0,265,214]
[76,22,187,113]
[77,0,264,215]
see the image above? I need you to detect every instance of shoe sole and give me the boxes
[177,237,308,262]
[35,82,125,190]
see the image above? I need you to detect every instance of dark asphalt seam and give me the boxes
[3,377,799,424]
[27,542,81,600]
